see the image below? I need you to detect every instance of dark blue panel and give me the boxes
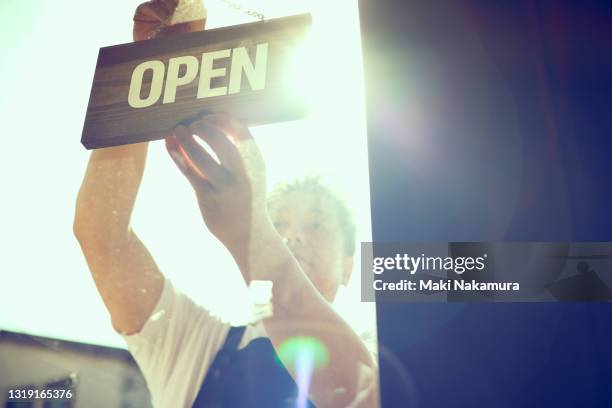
[360,0,612,406]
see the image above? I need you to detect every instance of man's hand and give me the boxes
[165,114,268,276]
[133,0,206,42]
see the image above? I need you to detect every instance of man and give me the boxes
[73,1,377,407]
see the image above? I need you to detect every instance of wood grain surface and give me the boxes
[81,14,311,149]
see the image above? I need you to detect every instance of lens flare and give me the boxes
[277,336,329,407]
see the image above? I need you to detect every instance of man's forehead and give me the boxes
[269,191,337,215]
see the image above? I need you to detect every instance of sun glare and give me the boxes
[0,0,374,348]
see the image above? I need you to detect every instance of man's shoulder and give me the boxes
[122,278,233,408]
[122,278,231,346]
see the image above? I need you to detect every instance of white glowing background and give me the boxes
[0,0,374,348]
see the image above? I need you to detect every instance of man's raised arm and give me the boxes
[74,0,206,335]
[166,116,378,407]
[74,143,163,335]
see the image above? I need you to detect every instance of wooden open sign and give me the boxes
[81,14,311,149]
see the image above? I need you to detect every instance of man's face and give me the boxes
[268,190,353,302]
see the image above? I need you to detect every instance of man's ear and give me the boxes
[342,256,354,286]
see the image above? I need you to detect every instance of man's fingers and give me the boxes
[207,113,254,142]
[165,133,213,194]
[158,0,179,15]
[134,1,172,24]
[174,125,231,187]
[189,117,244,171]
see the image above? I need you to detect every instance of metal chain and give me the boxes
[216,0,266,21]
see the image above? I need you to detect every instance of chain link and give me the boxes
[216,0,265,21]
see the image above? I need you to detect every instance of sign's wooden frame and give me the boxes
[81,14,311,149]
